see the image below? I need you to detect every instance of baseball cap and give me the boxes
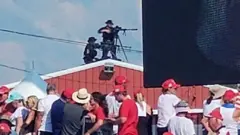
[0,86,10,94]
[6,92,24,103]
[115,76,127,85]
[209,108,223,120]
[223,90,236,101]
[0,123,11,133]
[62,88,75,99]
[0,115,14,127]
[113,85,125,93]
[163,132,173,135]
[162,79,180,89]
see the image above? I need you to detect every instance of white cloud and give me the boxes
[0,42,26,85]
[0,0,143,84]
[34,1,87,40]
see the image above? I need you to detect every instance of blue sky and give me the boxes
[0,0,143,85]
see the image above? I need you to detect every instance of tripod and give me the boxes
[114,34,128,62]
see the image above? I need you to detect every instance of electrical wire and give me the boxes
[0,63,109,85]
[0,28,143,53]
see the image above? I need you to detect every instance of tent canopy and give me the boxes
[10,71,47,100]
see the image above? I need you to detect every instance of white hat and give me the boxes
[176,107,190,113]
[209,85,226,99]
[72,88,91,104]
[175,100,189,113]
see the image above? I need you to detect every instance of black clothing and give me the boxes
[98,26,118,60]
[40,131,53,135]
[137,117,148,135]
[101,42,117,59]
[61,103,88,135]
[137,113,152,135]
[83,43,98,64]
[98,26,115,42]
[19,120,35,135]
[19,111,37,135]
[157,127,168,135]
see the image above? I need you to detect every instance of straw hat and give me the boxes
[209,85,226,99]
[72,88,91,104]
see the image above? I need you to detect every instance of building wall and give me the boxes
[45,65,209,109]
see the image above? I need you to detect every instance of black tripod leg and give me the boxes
[117,37,128,62]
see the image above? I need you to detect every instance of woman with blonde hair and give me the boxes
[133,90,152,135]
[19,95,39,135]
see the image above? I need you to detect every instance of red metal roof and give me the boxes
[5,59,209,110]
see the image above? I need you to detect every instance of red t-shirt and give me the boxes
[92,106,106,120]
[0,103,15,117]
[119,99,138,135]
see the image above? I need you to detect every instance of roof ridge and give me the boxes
[4,59,143,88]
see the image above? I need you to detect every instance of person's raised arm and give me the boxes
[98,27,110,34]
[85,113,104,135]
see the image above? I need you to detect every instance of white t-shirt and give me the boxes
[136,101,147,117]
[220,106,238,134]
[106,93,121,134]
[218,127,230,135]
[106,93,121,117]
[37,94,59,132]
[168,116,195,135]
[203,99,221,117]
[10,106,29,126]
[157,94,181,127]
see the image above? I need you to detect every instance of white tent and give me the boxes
[10,71,47,99]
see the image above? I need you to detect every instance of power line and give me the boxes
[0,64,29,73]
[0,63,109,85]
[0,28,143,53]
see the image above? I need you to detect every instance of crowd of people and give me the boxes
[0,76,240,135]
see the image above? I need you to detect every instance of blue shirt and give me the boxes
[51,98,65,135]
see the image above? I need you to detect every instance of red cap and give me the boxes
[0,123,11,133]
[62,88,75,99]
[115,76,127,85]
[113,85,125,93]
[209,108,223,120]
[163,132,173,135]
[223,90,236,101]
[134,90,144,97]
[0,86,9,94]
[162,79,180,89]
